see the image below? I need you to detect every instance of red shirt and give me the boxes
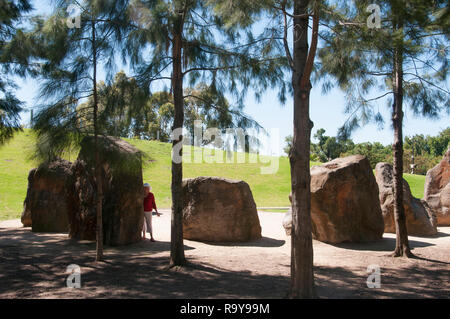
[144,192,157,212]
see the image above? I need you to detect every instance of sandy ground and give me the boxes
[0,211,449,299]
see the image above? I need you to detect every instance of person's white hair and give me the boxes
[143,183,151,190]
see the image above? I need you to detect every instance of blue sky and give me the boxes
[15,0,449,156]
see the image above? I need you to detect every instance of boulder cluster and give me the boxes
[22,137,448,245]
[21,136,144,246]
[283,148,449,243]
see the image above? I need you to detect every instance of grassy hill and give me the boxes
[0,130,426,221]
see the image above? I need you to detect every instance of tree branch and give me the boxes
[282,0,294,70]
[300,1,319,90]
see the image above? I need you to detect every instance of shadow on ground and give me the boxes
[314,263,450,299]
[192,236,286,248]
[0,227,448,298]
[433,231,450,238]
[333,236,435,252]
[0,228,288,298]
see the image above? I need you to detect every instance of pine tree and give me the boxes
[80,72,263,142]
[318,0,449,257]
[126,0,286,267]
[0,0,32,144]
[30,0,135,262]
[276,0,319,299]
[215,0,321,297]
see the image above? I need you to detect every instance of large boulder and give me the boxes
[375,162,437,236]
[424,147,450,226]
[21,209,32,227]
[182,177,262,242]
[282,210,292,236]
[67,159,97,241]
[68,136,144,246]
[282,193,292,236]
[20,168,35,227]
[22,160,72,232]
[310,155,384,243]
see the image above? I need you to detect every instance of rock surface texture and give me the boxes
[182,177,261,242]
[309,155,384,244]
[69,136,144,246]
[375,162,437,236]
[375,163,437,236]
[424,147,450,226]
[22,160,71,232]
[282,193,292,236]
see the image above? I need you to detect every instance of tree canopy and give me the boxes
[318,0,449,137]
[78,71,263,145]
[30,0,132,161]
[0,0,33,144]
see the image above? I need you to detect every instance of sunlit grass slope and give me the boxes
[0,130,426,221]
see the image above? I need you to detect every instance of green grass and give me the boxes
[0,131,39,221]
[128,137,309,209]
[403,173,426,199]
[0,130,426,221]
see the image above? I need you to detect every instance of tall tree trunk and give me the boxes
[170,14,186,267]
[288,0,316,298]
[92,19,103,262]
[392,38,412,258]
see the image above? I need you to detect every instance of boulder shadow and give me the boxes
[118,239,196,254]
[430,230,450,238]
[402,229,450,239]
[190,236,286,248]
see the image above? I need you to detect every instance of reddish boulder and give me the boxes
[182,177,261,242]
[20,168,35,227]
[310,155,384,243]
[22,160,72,233]
[375,162,437,236]
[424,147,450,226]
[69,136,144,246]
[282,193,292,236]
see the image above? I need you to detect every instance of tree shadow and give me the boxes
[332,237,434,252]
[112,239,196,255]
[0,241,290,298]
[0,227,195,258]
[0,227,448,299]
[409,254,450,265]
[314,263,450,299]
[187,236,286,248]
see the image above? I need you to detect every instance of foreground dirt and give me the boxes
[0,211,449,298]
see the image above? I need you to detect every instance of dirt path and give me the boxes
[0,211,449,298]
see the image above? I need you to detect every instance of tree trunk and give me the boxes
[169,15,186,267]
[288,0,316,298]
[92,19,103,262]
[392,39,412,258]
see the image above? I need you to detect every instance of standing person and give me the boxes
[142,183,161,242]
